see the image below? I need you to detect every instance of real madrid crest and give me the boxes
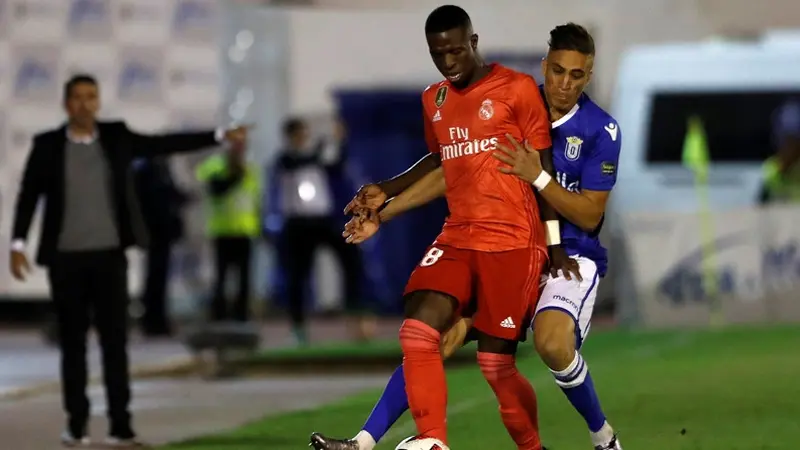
[435,86,448,108]
[565,136,583,161]
[478,99,494,120]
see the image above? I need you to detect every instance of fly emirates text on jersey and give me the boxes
[440,126,499,161]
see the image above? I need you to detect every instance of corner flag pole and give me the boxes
[681,115,723,328]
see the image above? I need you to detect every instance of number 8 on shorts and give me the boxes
[420,247,444,267]
[403,244,473,307]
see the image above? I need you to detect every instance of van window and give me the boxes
[645,91,800,163]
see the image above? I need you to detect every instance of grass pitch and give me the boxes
[162,325,800,449]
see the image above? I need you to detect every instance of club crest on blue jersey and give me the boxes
[565,136,583,161]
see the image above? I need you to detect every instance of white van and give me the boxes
[609,34,800,215]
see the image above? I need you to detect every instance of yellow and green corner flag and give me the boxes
[682,115,710,181]
[681,114,722,326]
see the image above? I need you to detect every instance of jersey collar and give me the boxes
[551,102,580,129]
[538,85,584,129]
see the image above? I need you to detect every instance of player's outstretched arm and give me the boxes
[377,153,442,198]
[535,149,582,280]
[344,153,442,215]
[496,132,620,232]
[342,168,445,244]
[539,184,608,232]
[379,167,445,223]
[536,148,562,240]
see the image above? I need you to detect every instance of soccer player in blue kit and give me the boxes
[310,23,623,450]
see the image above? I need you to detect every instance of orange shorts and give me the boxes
[404,243,547,341]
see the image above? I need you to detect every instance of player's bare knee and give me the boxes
[533,310,576,370]
[403,290,457,332]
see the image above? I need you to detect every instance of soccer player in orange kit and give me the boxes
[330,6,556,450]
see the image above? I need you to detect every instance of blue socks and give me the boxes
[359,355,610,445]
[551,351,607,433]
[361,364,410,442]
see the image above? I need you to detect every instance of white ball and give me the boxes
[394,435,450,450]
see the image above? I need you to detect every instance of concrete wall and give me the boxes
[285,0,800,114]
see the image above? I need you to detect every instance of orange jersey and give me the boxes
[422,64,552,253]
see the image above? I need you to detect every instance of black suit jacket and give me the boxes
[12,121,218,266]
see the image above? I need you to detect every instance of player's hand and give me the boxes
[343,184,388,215]
[548,246,582,281]
[224,124,253,145]
[493,134,543,183]
[342,208,381,244]
[10,250,32,282]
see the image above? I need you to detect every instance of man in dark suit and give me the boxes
[8,74,247,447]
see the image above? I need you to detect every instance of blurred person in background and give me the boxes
[133,156,190,337]
[266,117,367,346]
[759,98,800,204]
[327,118,377,339]
[196,136,260,323]
[8,73,247,447]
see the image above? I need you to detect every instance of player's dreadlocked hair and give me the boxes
[425,5,472,34]
[548,23,595,56]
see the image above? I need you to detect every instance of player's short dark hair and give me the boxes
[283,117,306,137]
[425,5,471,34]
[63,74,98,101]
[548,23,595,56]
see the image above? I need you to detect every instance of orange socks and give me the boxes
[399,323,542,449]
[478,352,543,450]
[399,319,448,443]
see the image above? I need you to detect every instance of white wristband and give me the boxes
[532,171,552,191]
[10,239,25,252]
[545,220,561,246]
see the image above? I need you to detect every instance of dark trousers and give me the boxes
[48,250,132,436]
[281,217,362,328]
[141,237,172,334]
[210,236,252,322]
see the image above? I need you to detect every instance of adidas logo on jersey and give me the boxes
[500,317,516,329]
[432,110,442,122]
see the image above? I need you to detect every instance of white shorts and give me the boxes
[533,255,600,348]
